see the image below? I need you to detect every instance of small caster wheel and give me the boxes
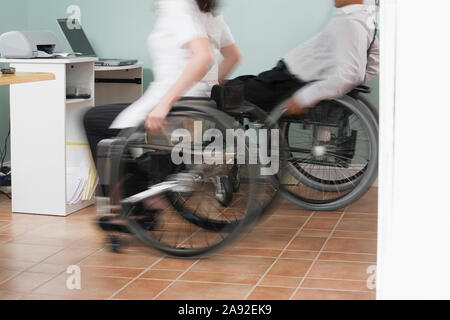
[215,176,233,207]
[229,165,241,192]
[109,236,122,253]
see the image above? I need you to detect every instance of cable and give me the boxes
[0,122,10,171]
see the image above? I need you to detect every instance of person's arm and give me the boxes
[218,44,242,85]
[145,38,215,132]
[284,22,368,114]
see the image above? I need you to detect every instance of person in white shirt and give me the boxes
[230,0,379,116]
[84,0,241,159]
[84,0,241,202]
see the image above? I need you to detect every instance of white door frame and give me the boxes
[377,0,450,299]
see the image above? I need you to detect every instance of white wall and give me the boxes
[377,0,450,299]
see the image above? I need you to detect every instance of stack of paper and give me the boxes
[66,142,98,205]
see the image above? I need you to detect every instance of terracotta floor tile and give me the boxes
[114,279,171,300]
[236,235,292,250]
[0,290,24,300]
[251,227,298,238]
[24,223,89,240]
[323,238,377,254]
[308,260,374,281]
[343,212,377,220]
[318,252,377,263]
[0,272,55,293]
[0,234,11,244]
[41,247,100,265]
[312,212,343,219]
[287,237,327,251]
[259,275,302,288]
[0,243,64,263]
[0,258,34,272]
[298,229,331,238]
[28,263,67,275]
[33,273,130,299]
[336,219,378,233]
[346,190,378,214]
[180,271,260,285]
[0,269,20,283]
[141,270,182,280]
[10,234,77,247]
[0,291,23,301]
[79,266,144,279]
[81,250,160,269]
[293,288,375,300]
[247,286,295,300]
[302,278,375,293]
[332,231,377,240]
[268,259,313,278]
[69,236,106,249]
[152,258,197,271]
[280,251,319,260]
[21,293,81,300]
[191,256,274,276]
[259,215,308,229]
[157,281,252,300]
[220,247,281,258]
[0,224,37,238]
[272,209,312,217]
[304,218,339,231]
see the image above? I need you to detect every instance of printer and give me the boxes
[0,31,65,59]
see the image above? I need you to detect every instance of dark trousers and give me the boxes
[83,103,130,160]
[226,60,307,112]
[83,104,131,196]
[83,103,175,197]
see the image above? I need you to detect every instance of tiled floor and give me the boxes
[0,188,377,300]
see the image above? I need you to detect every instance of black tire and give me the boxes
[270,95,379,211]
[110,102,263,258]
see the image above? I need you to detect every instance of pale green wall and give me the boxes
[0,0,28,164]
[0,0,379,162]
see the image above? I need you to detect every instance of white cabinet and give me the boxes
[94,63,143,106]
[0,57,97,216]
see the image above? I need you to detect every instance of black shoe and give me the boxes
[98,210,159,234]
[99,216,131,234]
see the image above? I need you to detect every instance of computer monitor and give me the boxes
[57,18,97,57]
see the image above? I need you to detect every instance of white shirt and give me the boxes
[284,4,379,108]
[111,0,235,129]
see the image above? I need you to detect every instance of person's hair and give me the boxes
[195,0,217,12]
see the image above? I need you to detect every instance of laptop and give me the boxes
[57,18,138,67]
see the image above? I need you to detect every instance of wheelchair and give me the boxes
[274,85,379,211]
[96,85,378,257]
[97,100,272,257]
[213,83,379,211]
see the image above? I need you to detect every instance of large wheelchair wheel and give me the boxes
[274,95,378,211]
[109,101,264,258]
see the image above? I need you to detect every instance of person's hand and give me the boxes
[282,98,310,116]
[145,102,171,132]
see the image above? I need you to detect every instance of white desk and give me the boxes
[0,58,144,216]
[0,72,55,86]
[0,57,98,216]
[94,63,143,106]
